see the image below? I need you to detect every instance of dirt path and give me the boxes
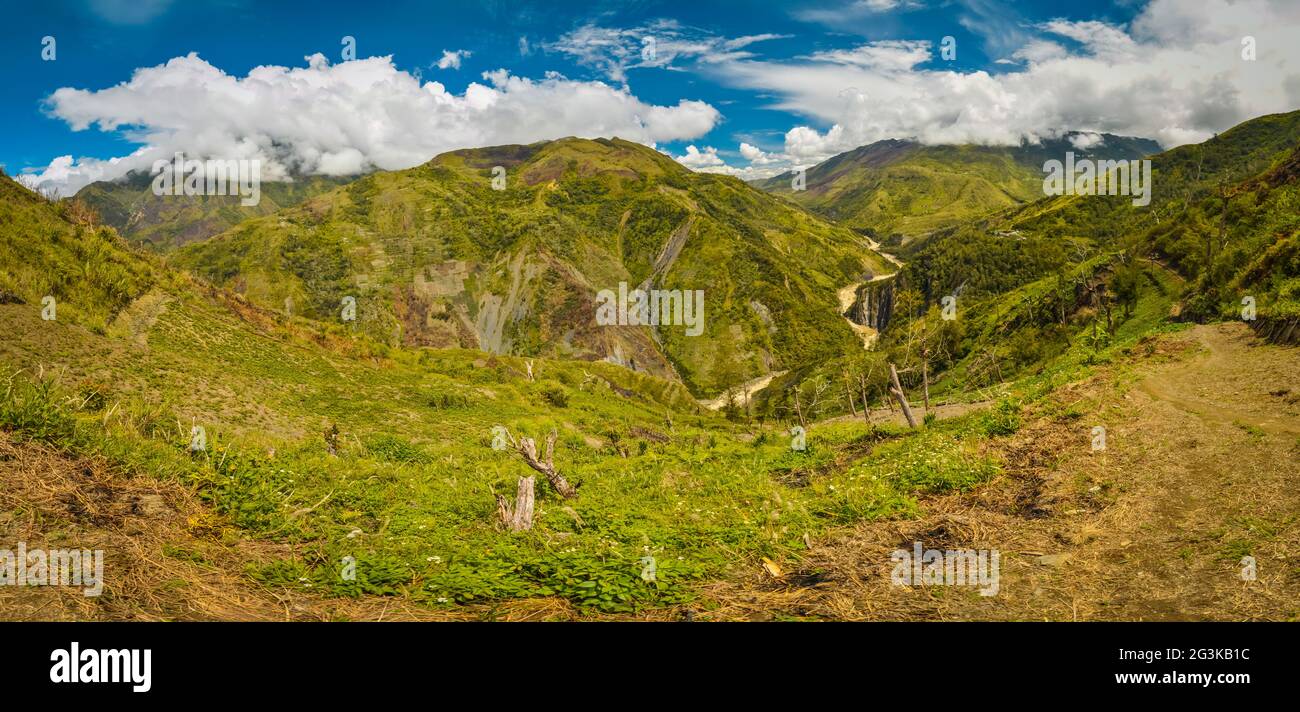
[820,398,991,429]
[1138,326,1300,436]
[699,371,788,411]
[709,323,1300,620]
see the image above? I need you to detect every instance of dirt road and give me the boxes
[699,371,788,411]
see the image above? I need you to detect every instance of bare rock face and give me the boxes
[475,252,539,355]
[384,249,682,382]
[848,277,896,333]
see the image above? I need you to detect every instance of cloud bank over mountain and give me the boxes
[19,0,1300,192]
[647,0,1300,176]
[715,0,1300,168]
[24,52,721,196]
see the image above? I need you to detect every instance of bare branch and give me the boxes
[889,363,918,428]
[508,428,577,499]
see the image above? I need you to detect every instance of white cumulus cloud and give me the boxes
[673,145,725,169]
[669,143,793,180]
[1069,132,1105,150]
[704,0,1300,167]
[436,49,471,70]
[23,52,722,196]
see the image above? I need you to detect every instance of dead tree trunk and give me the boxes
[511,429,577,499]
[889,363,918,428]
[792,388,807,430]
[843,371,858,417]
[921,355,931,412]
[857,375,872,426]
[496,476,535,531]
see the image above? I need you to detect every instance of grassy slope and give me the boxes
[1,171,991,616]
[75,173,352,251]
[763,112,1298,424]
[0,172,155,332]
[999,110,1300,334]
[877,111,1300,399]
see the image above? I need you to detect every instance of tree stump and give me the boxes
[496,476,535,531]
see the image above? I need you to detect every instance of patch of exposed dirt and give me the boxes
[0,432,461,621]
[821,398,992,429]
[699,371,789,411]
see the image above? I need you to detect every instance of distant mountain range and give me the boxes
[43,116,1298,402]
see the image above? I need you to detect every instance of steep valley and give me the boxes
[2,110,1298,621]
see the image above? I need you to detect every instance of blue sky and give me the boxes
[4,0,1298,194]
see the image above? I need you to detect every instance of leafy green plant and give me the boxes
[540,384,569,408]
[980,399,1022,437]
[365,434,431,464]
[0,373,76,444]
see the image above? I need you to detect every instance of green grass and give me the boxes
[1,283,1006,613]
[758,134,1159,239]
[0,174,156,333]
[74,172,351,250]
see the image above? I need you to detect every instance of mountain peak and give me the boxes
[428,136,683,186]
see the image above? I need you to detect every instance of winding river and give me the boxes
[700,238,904,410]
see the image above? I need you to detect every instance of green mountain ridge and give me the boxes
[871,110,1300,394]
[75,170,354,250]
[756,133,1160,240]
[172,136,894,396]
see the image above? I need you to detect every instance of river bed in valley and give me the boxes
[701,239,904,410]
